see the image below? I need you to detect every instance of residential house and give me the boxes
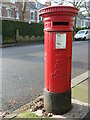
[0,0,46,23]
[26,0,46,23]
[86,17,90,28]
[76,13,90,28]
[43,0,90,28]
[0,0,19,20]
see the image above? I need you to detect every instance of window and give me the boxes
[7,9,11,18]
[39,16,41,21]
[81,20,86,28]
[16,10,19,19]
[78,20,80,26]
[31,11,34,20]
[85,31,88,34]
[39,16,42,21]
[78,31,85,34]
[0,7,2,17]
[82,21,84,27]
[36,3,39,9]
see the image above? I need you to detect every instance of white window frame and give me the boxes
[31,11,34,21]
[36,2,39,9]
[15,10,19,19]
[7,8,11,18]
[81,20,84,27]
[81,20,86,28]
[39,16,43,21]
[0,6,2,17]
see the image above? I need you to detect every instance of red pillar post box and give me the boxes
[39,6,78,114]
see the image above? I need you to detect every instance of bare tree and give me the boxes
[63,0,85,34]
[18,0,22,20]
[84,0,90,17]
[16,0,26,21]
[22,0,26,20]
[65,0,85,9]
[51,0,64,5]
[50,0,85,33]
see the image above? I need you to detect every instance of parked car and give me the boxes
[74,29,90,40]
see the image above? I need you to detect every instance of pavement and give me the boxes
[0,41,88,112]
[0,42,44,48]
[0,41,89,119]
[2,71,89,120]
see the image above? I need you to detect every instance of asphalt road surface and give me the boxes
[0,41,88,112]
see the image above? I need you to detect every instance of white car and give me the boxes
[74,29,90,40]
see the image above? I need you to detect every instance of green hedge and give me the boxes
[2,20,90,44]
[2,20,44,44]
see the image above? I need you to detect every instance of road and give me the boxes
[0,41,88,112]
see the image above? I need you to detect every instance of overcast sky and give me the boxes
[37,0,46,4]
[37,0,89,5]
[37,0,89,15]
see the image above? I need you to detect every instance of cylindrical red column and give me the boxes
[39,6,78,114]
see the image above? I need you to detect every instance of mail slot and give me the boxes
[39,6,78,114]
[53,22,69,26]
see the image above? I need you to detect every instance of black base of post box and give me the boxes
[44,89,72,115]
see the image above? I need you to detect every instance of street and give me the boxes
[0,41,88,112]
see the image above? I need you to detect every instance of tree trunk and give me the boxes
[22,0,26,20]
[19,2,22,20]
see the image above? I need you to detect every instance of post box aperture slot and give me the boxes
[55,33,66,49]
[53,22,69,26]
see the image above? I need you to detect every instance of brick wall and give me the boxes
[35,10,37,21]
[0,1,41,23]
[24,10,30,21]
[11,8,15,18]
[2,7,7,17]
[1,2,17,19]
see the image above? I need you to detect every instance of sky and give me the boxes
[37,0,46,4]
[37,0,89,5]
[37,0,89,15]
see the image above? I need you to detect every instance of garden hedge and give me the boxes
[2,20,44,44]
[2,20,90,44]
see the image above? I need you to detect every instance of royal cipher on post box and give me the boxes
[39,6,78,114]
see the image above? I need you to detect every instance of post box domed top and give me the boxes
[39,6,78,18]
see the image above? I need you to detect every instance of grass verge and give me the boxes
[72,80,88,103]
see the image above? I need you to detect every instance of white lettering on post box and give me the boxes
[56,33,66,49]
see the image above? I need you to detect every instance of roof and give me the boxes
[77,13,86,19]
[37,1,46,10]
[26,2,36,10]
[26,1,46,10]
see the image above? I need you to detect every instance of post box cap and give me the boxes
[39,5,78,18]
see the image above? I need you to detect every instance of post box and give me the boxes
[39,6,78,114]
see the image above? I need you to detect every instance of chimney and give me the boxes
[45,0,51,6]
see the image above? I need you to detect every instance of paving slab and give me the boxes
[71,71,88,88]
[4,112,18,119]
[4,72,89,119]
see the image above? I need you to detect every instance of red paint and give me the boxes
[39,6,78,93]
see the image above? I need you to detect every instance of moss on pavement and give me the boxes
[13,80,88,119]
[16,110,38,118]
